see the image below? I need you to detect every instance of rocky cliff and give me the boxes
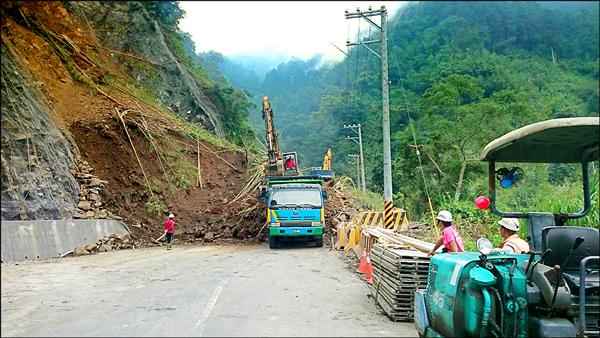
[1,1,262,244]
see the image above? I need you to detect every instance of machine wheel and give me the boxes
[268,236,278,249]
[315,236,323,247]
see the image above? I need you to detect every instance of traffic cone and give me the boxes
[357,250,368,273]
[364,255,373,284]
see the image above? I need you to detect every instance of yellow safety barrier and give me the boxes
[356,209,408,231]
[345,227,357,252]
[334,222,348,250]
[354,221,361,244]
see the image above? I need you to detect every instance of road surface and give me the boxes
[1,243,417,337]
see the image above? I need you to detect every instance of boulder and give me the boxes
[88,193,101,202]
[77,201,92,211]
[74,246,89,256]
[85,244,97,252]
[96,209,108,218]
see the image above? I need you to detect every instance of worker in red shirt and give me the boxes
[163,213,175,250]
[284,156,296,170]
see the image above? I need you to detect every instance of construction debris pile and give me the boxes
[72,233,133,256]
[70,160,119,220]
[370,243,430,322]
[323,178,363,243]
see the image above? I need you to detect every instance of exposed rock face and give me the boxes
[70,1,224,138]
[71,160,114,220]
[1,39,79,220]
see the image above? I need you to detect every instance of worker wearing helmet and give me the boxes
[494,218,530,254]
[163,213,175,250]
[427,210,464,257]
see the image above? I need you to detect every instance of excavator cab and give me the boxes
[282,151,299,176]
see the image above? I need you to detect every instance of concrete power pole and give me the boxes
[344,124,366,193]
[346,6,393,226]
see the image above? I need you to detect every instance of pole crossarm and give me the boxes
[345,8,385,19]
[347,39,382,47]
[346,135,360,144]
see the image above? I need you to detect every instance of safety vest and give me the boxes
[500,234,530,254]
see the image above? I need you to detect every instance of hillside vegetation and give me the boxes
[206,1,599,246]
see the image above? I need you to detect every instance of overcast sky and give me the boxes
[179,1,407,62]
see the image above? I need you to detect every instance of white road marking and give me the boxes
[195,278,229,335]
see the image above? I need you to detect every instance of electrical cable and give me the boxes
[358,25,372,110]
[387,27,440,237]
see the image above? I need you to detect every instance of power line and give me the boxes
[346,6,394,228]
[387,26,440,236]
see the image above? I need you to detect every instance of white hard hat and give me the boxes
[168,213,174,219]
[435,210,453,223]
[498,218,519,231]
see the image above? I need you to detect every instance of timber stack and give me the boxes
[369,243,430,322]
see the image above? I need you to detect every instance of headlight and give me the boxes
[310,222,322,227]
[271,222,281,227]
[477,238,493,256]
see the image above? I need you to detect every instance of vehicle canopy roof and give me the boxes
[269,183,322,190]
[480,117,599,163]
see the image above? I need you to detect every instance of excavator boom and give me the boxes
[262,96,283,176]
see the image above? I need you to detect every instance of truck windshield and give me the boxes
[269,188,322,209]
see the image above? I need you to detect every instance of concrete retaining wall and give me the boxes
[1,219,129,262]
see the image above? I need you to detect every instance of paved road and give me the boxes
[1,243,416,337]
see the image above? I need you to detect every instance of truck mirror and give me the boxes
[323,190,328,201]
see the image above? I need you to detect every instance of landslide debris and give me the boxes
[0,1,267,248]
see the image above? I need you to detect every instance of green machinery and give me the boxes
[414,117,599,337]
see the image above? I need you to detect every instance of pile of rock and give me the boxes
[70,160,119,220]
[323,181,362,233]
[73,233,134,256]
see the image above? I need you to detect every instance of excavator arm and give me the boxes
[262,97,283,176]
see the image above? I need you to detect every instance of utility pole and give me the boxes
[347,154,361,190]
[344,124,366,192]
[346,6,394,226]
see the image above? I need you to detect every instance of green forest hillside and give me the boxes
[203,1,599,243]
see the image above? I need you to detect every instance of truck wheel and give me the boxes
[315,236,323,247]
[269,236,278,249]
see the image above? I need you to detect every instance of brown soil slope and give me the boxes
[1,2,263,244]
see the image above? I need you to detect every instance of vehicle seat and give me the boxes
[541,226,600,294]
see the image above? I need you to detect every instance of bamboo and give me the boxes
[116,108,155,202]
[197,137,203,188]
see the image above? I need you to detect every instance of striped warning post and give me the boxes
[384,200,394,229]
[392,208,408,231]
[358,211,384,226]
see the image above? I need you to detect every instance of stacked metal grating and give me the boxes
[369,243,430,322]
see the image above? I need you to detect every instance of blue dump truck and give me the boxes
[260,176,327,249]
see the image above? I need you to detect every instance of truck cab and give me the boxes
[261,176,327,248]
